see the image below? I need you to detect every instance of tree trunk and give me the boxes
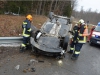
[42,1,46,15]
[50,0,53,12]
[60,1,65,15]
[54,0,58,11]
[38,0,42,15]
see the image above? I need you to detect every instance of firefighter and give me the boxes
[71,19,88,60]
[20,14,32,53]
[67,23,80,54]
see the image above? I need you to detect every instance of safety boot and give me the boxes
[67,51,73,54]
[71,54,78,60]
[26,44,31,50]
[19,47,26,53]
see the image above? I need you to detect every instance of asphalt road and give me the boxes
[0,43,100,75]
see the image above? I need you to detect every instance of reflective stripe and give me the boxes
[22,21,30,37]
[22,28,30,37]
[21,44,26,47]
[78,26,88,43]
[79,33,83,36]
[70,48,74,50]
[78,36,86,43]
[77,37,79,40]
[27,28,31,32]
[72,35,74,37]
[23,28,25,35]
[23,22,27,24]
[75,51,80,54]
[23,34,30,37]
[75,30,77,31]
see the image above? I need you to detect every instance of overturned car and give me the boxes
[30,13,71,58]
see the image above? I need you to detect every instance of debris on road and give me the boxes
[27,68,31,72]
[23,68,36,73]
[30,59,38,63]
[28,64,30,66]
[23,69,27,73]
[57,60,63,66]
[30,59,44,63]
[7,59,10,61]
[15,65,20,70]
[31,68,36,72]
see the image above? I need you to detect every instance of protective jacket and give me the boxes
[22,19,32,37]
[72,26,79,42]
[68,25,79,54]
[78,25,88,43]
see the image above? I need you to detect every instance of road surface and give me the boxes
[0,43,100,75]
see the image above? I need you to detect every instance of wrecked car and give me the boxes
[30,13,71,58]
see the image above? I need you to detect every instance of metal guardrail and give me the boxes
[0,37,23,44]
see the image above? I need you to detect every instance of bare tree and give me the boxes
[42,1,46,15]
[38,0,42,15]
[72,9,100,24]
[50,0,54,12]
[71,0,78,10]
[54,0,58,11]
[60,1,65,15]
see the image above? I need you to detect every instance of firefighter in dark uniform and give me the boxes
[71,19,88,60]
[67,23,80,54]
[20,14,32,53]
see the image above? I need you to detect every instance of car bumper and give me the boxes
[90,37,100,45]
[30,37,63,56]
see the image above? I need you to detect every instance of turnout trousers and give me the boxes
[70,41,76,53]
[21,36,30,48]
[73,43,83,57]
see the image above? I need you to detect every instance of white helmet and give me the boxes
[81,22,85,25]
[75,24,78,26]
[79,19,84,24]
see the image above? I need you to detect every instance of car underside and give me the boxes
[30,13,71,58]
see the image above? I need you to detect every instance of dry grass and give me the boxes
[0,15,93,37]
[0,15,47,36]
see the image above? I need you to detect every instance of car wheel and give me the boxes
[63,36,69,51]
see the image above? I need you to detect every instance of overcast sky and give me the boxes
[76,0,100,12]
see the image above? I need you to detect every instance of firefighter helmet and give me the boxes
[79,19,84,24]
[26,14,33,21]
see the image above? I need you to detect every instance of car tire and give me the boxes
[63,36,69,51]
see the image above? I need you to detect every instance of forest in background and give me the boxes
[71,0,100,25]
[0,0,100,25]
[0,0,73,17]
[72,7,100,25]
[0,0,76,37]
